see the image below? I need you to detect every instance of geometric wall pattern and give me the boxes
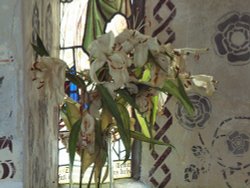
[142,0,250,187]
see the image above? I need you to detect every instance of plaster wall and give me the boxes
[141,0,250,188]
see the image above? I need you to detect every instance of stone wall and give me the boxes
[0,0,59,188]
[22,0,60,188]
[141,0,250,188]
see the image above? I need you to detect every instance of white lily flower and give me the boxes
[78,112,95,154]
[32,56,67,105]
[150,65,167,87]
[89,59,106,83]
[134,42,148,67]
[191,75,216,96]
[88,31,115,61]
[89,91,101,118]
[108,52,130,87]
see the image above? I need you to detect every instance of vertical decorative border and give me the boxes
[148,98,173,188]
[151,0,176,44]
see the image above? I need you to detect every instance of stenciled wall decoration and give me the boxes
[214,11,250,66]
[0,160,16,180]
[148,100,173,188]
[212,116,250,187]
[0,135,16,180]
[0,135,13,152]
[0,45,14,64]
[175,93,212,130]
[145,0,176,44]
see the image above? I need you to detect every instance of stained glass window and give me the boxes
[58,0,134,184]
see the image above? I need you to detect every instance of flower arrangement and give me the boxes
[31,18,216,188]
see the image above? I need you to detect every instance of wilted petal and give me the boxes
[115,29,133,44]
[191,75,216,95]
[148,37,160,55]
[32,56,67,105]
[90,59,106,83]
[134,42,148,67]
[136,93,151,113]
[108,53,129,86]
[80,112,95,154]
[150,65,166,87]
[88,31,115,59]
[89,92,101,118]
[81,113,95,133]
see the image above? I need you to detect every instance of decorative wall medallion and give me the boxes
[184,134,211,183]
[212,116,250,168]
[214,12,250,65]
[0,135,13,152]
[175,93,212,130]
[226,131,249,155]
[0,160,16,179]
[212,116,250,187]
[151,0,176,44]
[45,3,52,53]
[149,99,172,188]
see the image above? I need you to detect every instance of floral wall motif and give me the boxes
[175,93,212,130]
[142,1,250,188]
[214,12,250,65]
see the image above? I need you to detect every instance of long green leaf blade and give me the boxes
[130,130,174,148]
[68,118,82,186]
[163,78,194,115]
[96,84,131,161]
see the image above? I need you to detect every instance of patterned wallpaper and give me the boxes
[142,0,250,188]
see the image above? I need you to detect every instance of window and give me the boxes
[57,0,145,184]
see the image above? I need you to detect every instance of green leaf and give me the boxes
[68,118,82,186]
[82,0,131,52]
[135,110,150,138]
[117,103,131,140]
[31,33,49,56]
[116,89,139,111]
[66,72,86,90]
[96,84,131,161]
[162,78,194,116]
[140,68,151,82]
[94,148,107,186]
[130,130,174,148]
[60,98,81,130]
[151,95,159,126]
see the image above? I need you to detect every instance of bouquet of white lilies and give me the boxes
[32,27,216,186]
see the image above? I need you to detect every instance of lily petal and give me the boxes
[191,75,216,95]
